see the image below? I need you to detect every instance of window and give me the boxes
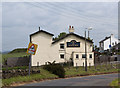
[112,42,114,46]
[89,54,92,58]
[90,45,92,47]
[60,44,64,49]
[76,54,79,59]
[60,54,64,59]
[82,54,86,58]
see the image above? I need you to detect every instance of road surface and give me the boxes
[15,73,118,88]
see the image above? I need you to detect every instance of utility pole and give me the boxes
[85,30,87,71]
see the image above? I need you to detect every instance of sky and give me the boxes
[2,1,118,52]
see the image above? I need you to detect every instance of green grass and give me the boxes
[1,52,29,63]
[65,65,119,77]
[2,64,119,87]
[2,66,28,71]
[2,68,58,87]
[110,78,120,88]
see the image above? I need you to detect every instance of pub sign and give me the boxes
[67,40,80,47]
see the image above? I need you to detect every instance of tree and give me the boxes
[53,32,67,41]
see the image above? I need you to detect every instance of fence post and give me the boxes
[83,62,84,70]
[76,63,78,71]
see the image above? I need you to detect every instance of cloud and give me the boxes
[2,2,118,51]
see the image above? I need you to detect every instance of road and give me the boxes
[15,73,118,88]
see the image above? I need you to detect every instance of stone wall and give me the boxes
[2,68,40,79]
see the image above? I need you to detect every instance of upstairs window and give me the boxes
[60,44,64,49]
[112,42,114,46]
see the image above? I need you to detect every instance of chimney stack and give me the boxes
[69,25,74,33]
[111,34,114,38]
[39,27,40,31]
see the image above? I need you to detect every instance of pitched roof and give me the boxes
[99,36,110,43]
[30,30,54,42]
[52,33,93,44]
[30,30,54,37]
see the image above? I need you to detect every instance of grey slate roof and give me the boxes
[52,33,93,44]
[30,30,54,37]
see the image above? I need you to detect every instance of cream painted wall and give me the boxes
[51,35,94,66]
[31,32,57,66]
[31,33,94,67]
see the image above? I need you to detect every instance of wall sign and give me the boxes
[67,40,80,47]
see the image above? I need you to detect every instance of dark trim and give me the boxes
[52,33,93,44]
[30,30,54,42]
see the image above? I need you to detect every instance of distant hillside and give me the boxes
[9,48,27,53]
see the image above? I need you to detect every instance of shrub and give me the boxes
[43,61,65,78]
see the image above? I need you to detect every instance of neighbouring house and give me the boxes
[30,26,94,67]
[99,34,120,53]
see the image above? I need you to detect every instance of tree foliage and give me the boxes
[53,32,67,41]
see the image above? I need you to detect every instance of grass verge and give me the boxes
[65,65,118,77]
[2,65,119,87]
[110,78,120,88]
[2,68,58,87]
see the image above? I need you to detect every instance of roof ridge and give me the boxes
[52,33,93,44]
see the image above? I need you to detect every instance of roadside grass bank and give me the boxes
[110,78,120,88]
[2,68,58,87]
[2,64,119,87]
[64,65,119,77]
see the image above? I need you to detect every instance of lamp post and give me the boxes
[85,30,87,71]
[85,27,93,72]
[88,27,92,39]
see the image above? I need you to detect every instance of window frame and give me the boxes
[89,54,92,59]
[60,44,64,49]
[82,54,86,58]
[60,54,64,59]
[76,54,79,59]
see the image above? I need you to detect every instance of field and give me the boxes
[1,48,29,63]
[1,52,29,63]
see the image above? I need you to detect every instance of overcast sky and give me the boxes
[2,2,118,52]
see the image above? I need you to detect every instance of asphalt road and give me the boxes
[15,73,118,88]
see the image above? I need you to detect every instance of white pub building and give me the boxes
[30,26,94,67]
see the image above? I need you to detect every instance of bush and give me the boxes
[43,61,65,78]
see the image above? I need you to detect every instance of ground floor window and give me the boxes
[76,54,79,59]
[82,54,86,58]
[89,54,92,59]
[60,54,64,59]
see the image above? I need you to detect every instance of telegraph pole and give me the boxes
[85,30,87,71]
